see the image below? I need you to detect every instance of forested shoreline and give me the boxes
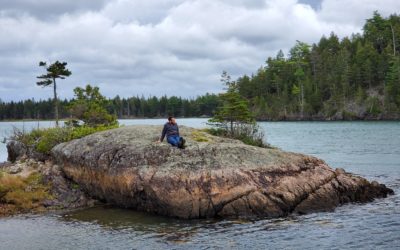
[0,94,220,120]
[1,12,400,121]
[233,11,400,120]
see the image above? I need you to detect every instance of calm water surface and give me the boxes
[0,119,399,249]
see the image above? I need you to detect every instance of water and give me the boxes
[0,119,399,249]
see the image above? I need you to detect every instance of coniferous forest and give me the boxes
[0,95,220,120]
[235,11,400,120]
[1,12,399,121]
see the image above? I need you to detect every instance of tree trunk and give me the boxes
[300,83,304,118]
[391,24,396,57]
[53,77,59,126]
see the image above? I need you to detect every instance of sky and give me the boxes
[0,0,399,101]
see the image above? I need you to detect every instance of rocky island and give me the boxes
[2,125,394,219]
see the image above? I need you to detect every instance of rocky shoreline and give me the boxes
[0,158,96,217]
[1,125,394,219]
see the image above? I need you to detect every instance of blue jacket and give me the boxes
[160,122,179,142]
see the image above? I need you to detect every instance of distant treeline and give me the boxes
[233,11,400,120]
[0,94,220,120]
[1,11,400,121]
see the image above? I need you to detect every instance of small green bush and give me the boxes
[12,124,119,154]
[35,127,71,153]
[205,127,228,137]
[205,124,270,148]
[69,124,119,140]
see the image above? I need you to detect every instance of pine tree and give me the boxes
[36,61,71,126]
[209,72,255,136]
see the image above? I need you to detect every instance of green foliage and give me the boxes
[209,92,254,130]
[69,84,118,126]
[230,12,400,119]
[292,84,300,95]
[290,40,311,63]
[208,72,268,148]
[366,97,382,115]
[2,12,400,121]
[209,72,255,134]
[35,127,71,153]
[68,124,119,140]
[205,127,227,137]
[12,124,119,154]
[36,61,72,87]
[191,131,210,142]
[11,127,68,154]
[0,94,220,120]
[355,85,367,104]
[36,61,71,126]
[385,56,400,106]
[205,124,268,148]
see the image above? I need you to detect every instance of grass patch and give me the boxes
[191,131,210,142]
[0,172,52,214]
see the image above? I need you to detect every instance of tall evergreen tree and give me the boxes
[36,61,71,126]
[209,72,254,135]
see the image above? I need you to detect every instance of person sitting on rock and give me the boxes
[158,116,186,149]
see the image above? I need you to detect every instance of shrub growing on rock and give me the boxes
[68,84,118,127]
[11,124,119,155]
[207,71,268,148]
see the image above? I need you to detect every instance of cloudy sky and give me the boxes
[1,0,399,101]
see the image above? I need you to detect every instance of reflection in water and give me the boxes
[62,205,210,242]
[0,189,399,249]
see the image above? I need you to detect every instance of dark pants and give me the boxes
[167,135,181,147]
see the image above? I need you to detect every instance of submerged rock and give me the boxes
[51,125,393,219]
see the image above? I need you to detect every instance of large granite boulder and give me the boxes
[51,125,393,219]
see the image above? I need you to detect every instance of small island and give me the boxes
[1,125,394,219]
[0,3,399,249]
[0,10,397,218]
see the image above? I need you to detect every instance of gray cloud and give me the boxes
[1,0,400,102]
[298,0,322,10]
[0,0,108,19]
